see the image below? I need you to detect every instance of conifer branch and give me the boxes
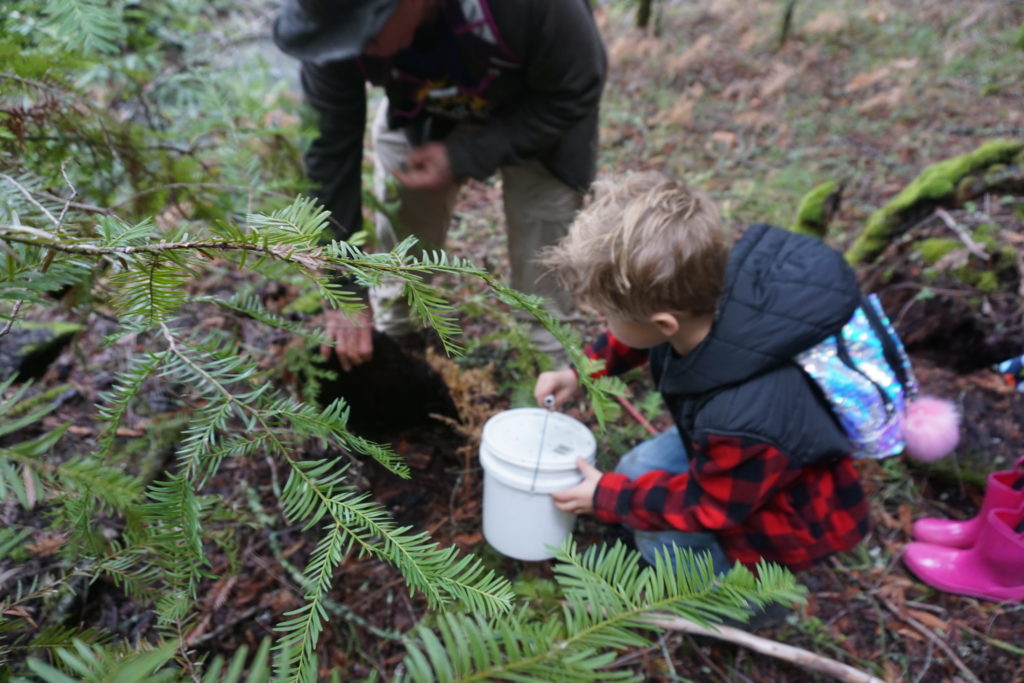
[1,174,60,226]
[0,227,329,270]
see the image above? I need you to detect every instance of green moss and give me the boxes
[845,208,894,265]
[846,139,1024,264]
[976,270,999,293]
[971,223,1000,251]
[1015,23,1024,50]
[790,180,837,239]
[915,238,961,264]
[950,264,1000,293]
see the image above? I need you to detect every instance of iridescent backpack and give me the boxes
[795,294,919,460]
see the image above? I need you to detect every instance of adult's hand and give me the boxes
[394,143,454,191]
[321,306,374,371]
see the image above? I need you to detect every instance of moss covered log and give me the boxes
[790,180,839,239]
[845,139,1024,264]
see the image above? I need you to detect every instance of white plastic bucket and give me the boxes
[479,408,596,561]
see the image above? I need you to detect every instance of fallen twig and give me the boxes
[615,395,659,435]
[934,207,989,260]
[646,613,883,683]
[873,590,980,683]
[829,558,982,683]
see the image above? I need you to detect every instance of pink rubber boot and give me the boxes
[911,456,1024,548]
[903,504,1024,603]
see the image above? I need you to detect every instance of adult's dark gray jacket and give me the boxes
[650,224,862,465]
[274,0,607,241]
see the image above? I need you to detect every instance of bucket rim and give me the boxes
[481,408,596,466]
[479,446,592,493]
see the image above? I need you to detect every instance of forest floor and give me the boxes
[5,1,1024,681]
[311,2,1024,680]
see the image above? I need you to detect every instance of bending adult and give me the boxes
[273,0,607,370]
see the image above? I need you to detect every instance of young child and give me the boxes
[533,171,869,574]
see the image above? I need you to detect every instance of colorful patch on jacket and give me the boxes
[995,354,1024,392]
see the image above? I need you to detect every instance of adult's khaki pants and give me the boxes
[369,102,581,365]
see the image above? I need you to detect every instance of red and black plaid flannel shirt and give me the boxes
[585,331,869,571]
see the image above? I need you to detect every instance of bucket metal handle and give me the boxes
[529,395,556,493]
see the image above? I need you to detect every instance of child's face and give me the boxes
[604,312,669,349]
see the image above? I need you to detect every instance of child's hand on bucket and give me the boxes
[551,458,603,515]
[534,369,580,409]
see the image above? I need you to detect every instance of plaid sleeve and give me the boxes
[592,434,797,532]
[582,330,649,378]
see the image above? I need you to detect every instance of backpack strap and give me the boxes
[860,294,911,393]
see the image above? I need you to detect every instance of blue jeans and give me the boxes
[614,427,731,574]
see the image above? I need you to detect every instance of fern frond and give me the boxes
[275,522,348,678]
[174,401,236,485]
[399,611,628,683]
[143,473,208,597]
[90,547,164,603]
[27,624,111,652]
[109,258,194,326]
[0,233,95,304]
[0,457,33,509]
[556,541,804,632]
[26,639,180,683]
[0,419,67,509]
[96,216,157,247]
[290,468,514,613]
[402,276,464,356]
[398,541,806,681]
[57,456,143,511]
[273,397,410,478]
[275,459,514,679]
[178,429,269,488]
[154,589,194,627]
[203,637,274,683]
[278,457,356,529]
[96,350,168,457]
[42,0,126,54]
[246,195,332,248]
[0,526,33,559]
[157,330,262,400]
[0,379,62,437]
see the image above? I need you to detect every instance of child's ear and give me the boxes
[649,312,679,337]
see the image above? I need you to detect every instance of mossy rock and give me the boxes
[846,139,1024,264]
[790,180,838,239]
[0,320,84,381]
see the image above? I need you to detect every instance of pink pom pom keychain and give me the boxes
[902,395,961,462]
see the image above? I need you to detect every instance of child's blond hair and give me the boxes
[543,171,730,320]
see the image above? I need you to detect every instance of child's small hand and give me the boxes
[534,369,580,409]
[551,458,603,515]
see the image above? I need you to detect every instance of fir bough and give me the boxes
[1,1,807,679]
